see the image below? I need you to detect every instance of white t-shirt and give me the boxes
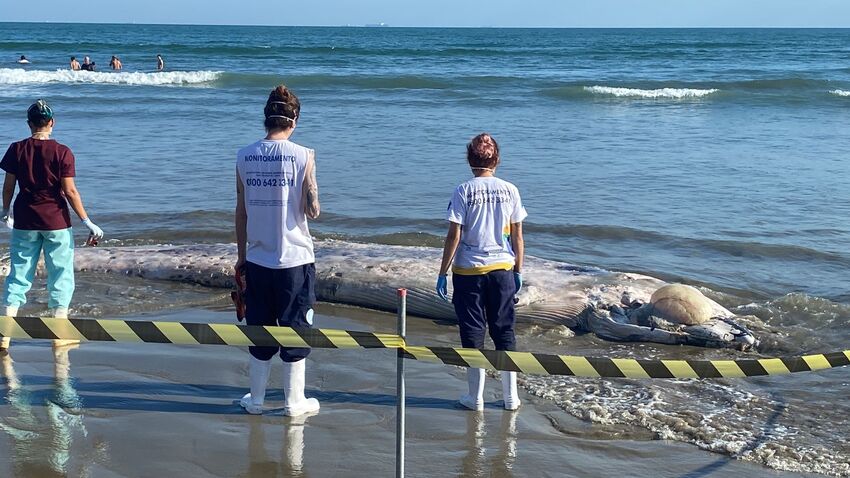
[446,176,527,275]
[237,139,314,269]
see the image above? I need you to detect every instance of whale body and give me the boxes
[2,240,753,347]
[64,240,668,323]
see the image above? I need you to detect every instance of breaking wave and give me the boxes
[583,85,719,99]
[830,89,850,97]
[0,68,222,86]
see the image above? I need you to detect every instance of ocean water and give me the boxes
[1,25,849,300]
[1,23,849,476]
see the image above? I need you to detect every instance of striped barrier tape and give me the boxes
[400,346,850,378]
[0,316,403,349]
[1,316,848,378]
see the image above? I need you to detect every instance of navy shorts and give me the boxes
[245,261,316,362]
[452,269,517,351]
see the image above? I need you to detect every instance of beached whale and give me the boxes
[1,240,756,349]
[586,284,757,350]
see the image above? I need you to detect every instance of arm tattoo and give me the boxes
[305,154,320,219]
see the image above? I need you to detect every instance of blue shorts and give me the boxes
[451,269,517,351]
[245,261,316,362]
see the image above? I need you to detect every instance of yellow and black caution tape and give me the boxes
[400,346,850,378]
[1,316,848,379]
[0,316,403,349]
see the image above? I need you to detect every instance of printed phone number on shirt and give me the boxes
[245,178,295,188]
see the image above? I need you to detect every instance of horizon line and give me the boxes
[2,21,850,29]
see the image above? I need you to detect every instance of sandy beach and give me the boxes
[0,304,821,477]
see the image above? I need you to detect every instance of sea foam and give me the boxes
[584,85,719,98]
[0,68,222,86]
[829,89,850,97]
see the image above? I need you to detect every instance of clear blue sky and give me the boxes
[4,0,850,27]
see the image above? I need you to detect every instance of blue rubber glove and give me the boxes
[436,274,449,302]
[82,217,104,239]
[514,272,522,294]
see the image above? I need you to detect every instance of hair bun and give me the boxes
[466,132,500,169]
[473,134,496,159]
[264,85,301,130]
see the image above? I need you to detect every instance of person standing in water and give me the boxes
[156,54,164,71]
[109,56,122,70]
[235,85,321,417]
[69,56,80,70]
[81,56,95,71]
[0,100,104,351]
[436,133,526,411]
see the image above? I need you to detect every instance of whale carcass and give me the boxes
[3,240,756,349]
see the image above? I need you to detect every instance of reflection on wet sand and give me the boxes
[283,414,310,477]
[461,411,518,478]
[244,412,315,478]
[0,345,106,477]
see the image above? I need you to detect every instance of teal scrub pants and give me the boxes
[3,228,75,309]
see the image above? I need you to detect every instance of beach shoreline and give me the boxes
[0,304,821,477]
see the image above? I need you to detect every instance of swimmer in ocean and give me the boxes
[17,55,29,64]
[156,54,164,71]
[69,56,80,70]
[110,56,122,70]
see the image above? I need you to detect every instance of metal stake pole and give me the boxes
[396,288,407,478]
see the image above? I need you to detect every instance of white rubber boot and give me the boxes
[458,367,485,411]
[501,371,521,411]
[282,359,319,417]
[240,356,272,415]
[1,305,18,351]
[50,307,80,347]
[50,307,69,318]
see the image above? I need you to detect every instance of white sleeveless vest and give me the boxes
[236,139,314,269]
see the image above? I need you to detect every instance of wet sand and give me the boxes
[0,305,819,477]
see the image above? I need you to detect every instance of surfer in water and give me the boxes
[17,55,30,64]
[235,85,321,417]
[156,54,164,71]
[0,99,104,351]
[69,56,80,70]
[437,133,526,411]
